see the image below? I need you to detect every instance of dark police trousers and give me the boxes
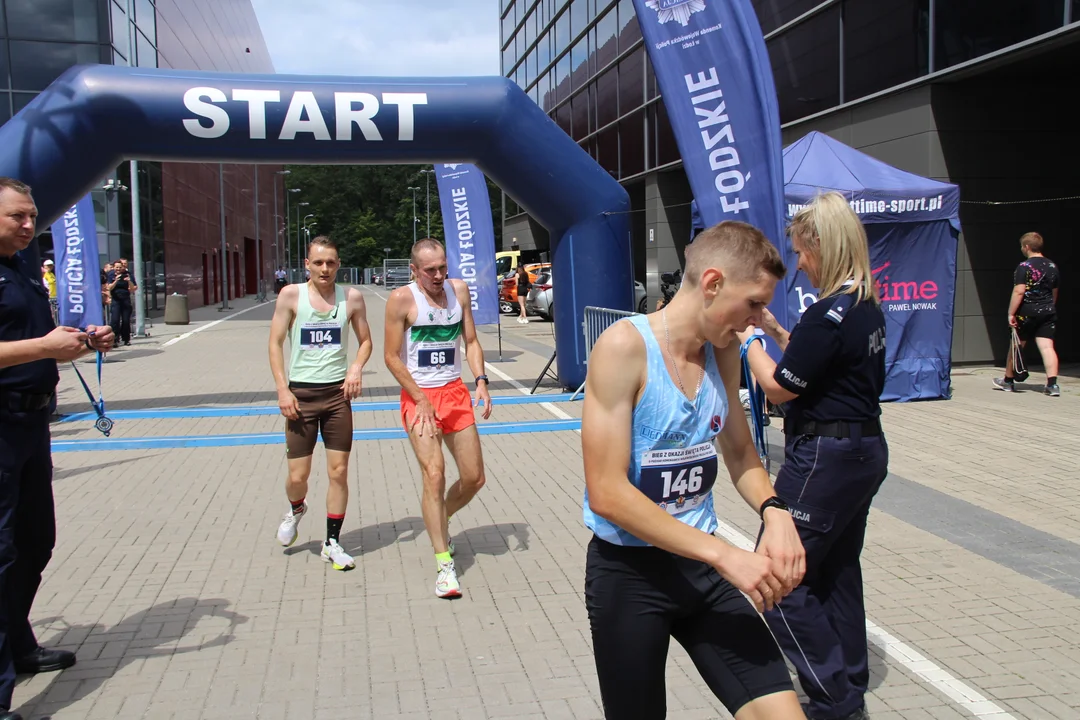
[762,429,888,720]
[0,405,56,708]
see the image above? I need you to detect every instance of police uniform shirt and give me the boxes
[773,293,886,425]
[0,253,59,393]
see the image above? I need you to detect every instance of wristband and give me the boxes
[475,375,489,389]
[759,496,789,519]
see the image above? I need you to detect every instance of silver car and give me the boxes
[527,273,648,320]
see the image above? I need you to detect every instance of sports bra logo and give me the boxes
[640,426,688,444]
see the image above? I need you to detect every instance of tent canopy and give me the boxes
[783,131,961,231]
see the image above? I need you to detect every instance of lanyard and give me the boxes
[740,334,769,473]
[71,345,113,436]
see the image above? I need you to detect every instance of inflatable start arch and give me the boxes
[0,65,632,389]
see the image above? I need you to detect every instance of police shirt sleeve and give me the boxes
[773,309,840,395]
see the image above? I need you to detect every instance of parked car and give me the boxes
[499,263,550,314]
[527,274,648,320]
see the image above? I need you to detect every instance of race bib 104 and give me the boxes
[299,322,342,351]
[639,441,718,516]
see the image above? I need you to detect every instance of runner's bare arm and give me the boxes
[714,342,805,591]
[582,322,733,564]
[452,278,491,418]
[383,286,427,403]
[347,287,373,369]
[268,285,298,392]
[269,285,300,420]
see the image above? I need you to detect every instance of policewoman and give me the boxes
[737,191,888,720]
[0,178,114,720]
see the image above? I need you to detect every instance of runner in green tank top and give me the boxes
[268,236,373,571]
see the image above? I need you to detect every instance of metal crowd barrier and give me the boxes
[567,305,640,400]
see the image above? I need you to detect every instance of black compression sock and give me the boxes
[1048,376,1057,386]
[327,514,344,543]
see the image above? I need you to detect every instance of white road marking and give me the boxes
[162,302,268,347]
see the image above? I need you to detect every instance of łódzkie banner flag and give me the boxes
[51,193,103,329]
[632,0,790,332]
[434,164,499,326]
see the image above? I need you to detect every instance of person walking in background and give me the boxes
[994,232,1060,396]
[515,265,531,324]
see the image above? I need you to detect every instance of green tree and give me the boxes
[282,164,504,271]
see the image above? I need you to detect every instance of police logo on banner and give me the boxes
[443,164,461,170]
[644,0,706,26]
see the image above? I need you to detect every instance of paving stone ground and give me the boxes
[15,287,1080,719]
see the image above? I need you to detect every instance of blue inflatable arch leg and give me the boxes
[0,66,633,389]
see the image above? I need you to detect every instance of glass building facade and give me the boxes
[500,0,1080,206]
[1,0,277,311]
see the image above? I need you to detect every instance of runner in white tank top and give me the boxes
[402,281,463,388]
[384,239,493,599]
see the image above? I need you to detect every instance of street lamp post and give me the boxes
[303,214,316,257]
[420,167,434,238]
[253,165,263,301]
[296,202,310,273]
[287,188,301,278]
[407,186,420,244]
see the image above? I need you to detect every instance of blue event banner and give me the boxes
[434,164,499,326]
[632,0,790,331]
[50,193,103,329]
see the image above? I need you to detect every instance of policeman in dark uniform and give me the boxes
[0,177,114,719]
[737,192,888,720]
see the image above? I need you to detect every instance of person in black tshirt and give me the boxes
[106,259,136,346]
[737,192,888,720]
[994,232,1060,396]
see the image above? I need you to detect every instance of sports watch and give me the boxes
[759,496,790,519]
[475,375,489,389]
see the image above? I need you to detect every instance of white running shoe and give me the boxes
[276,503,307,546]
[321,539,356,570]
[436,560,461,598]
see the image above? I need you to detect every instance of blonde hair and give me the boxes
[788,191,877,304]
[684,221,785,286]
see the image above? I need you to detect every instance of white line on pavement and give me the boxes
[711,520,1015,719]
[365,285,1011,718]
[161,302,268,347]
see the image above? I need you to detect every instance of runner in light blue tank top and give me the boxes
[583,313,728,546]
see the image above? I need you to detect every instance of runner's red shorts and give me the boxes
[400,378,476,435]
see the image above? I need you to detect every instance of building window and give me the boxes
[594,66,618,127]
[934,0,1064,69]
[135,0,157,41]
[595,4,618,69]
[502,4,517,45]
[768,5,840,124]
[6,0,100,42]
[502,42,515,74]
[9,41,103,91]
[525,6,537,49]
[751,0,825,35]
[571,0,590,37]
[555,51,572,102]
[654,103,680,166]
[571,33,591,91]
[619,110,645,177]
[555,7,571,50]
[0,95,11,125]
[136,28,156,67]
[618,46,644,116]
[555,102,572,137]
[571,86,593,140]
[618,0,641,50]
[596,126,619,177]
[538,70,554,111]
[110,0,129,61]
[844,0,928,102]
[0,42,8,90]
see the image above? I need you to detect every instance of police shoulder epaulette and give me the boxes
[824,294,853,325]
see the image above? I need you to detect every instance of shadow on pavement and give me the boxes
[283,517,531,578]
[15,597,247,719]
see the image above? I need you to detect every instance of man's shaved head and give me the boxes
[411,238,445,265]
[683,221,785,286]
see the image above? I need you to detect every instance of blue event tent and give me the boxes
[693,131,962,401]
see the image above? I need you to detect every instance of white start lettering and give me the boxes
[182,87,428,142]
